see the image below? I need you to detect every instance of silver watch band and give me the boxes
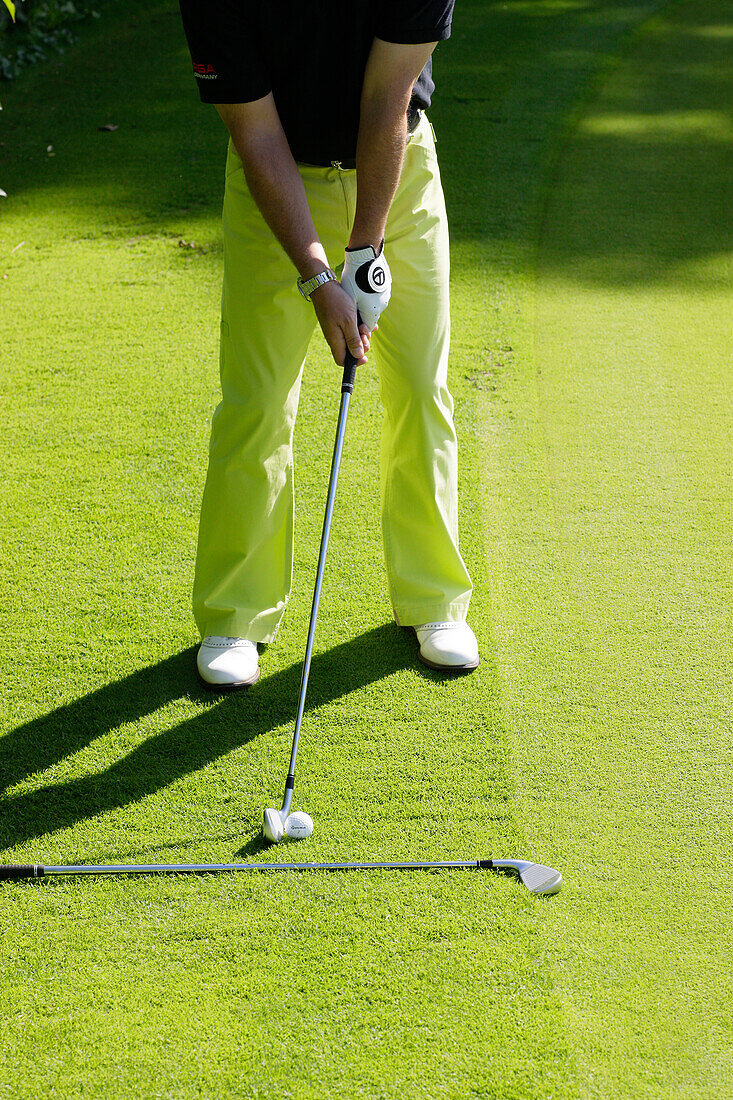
[297,269,337,300]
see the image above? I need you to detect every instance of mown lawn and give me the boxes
[1,1,730,1096]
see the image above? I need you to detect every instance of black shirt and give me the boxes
[178,1,454,165]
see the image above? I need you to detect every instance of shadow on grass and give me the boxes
[0,623,431,851]
[438,0,733,285]
[2,0,732,286]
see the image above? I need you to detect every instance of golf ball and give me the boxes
[284,811,314,840]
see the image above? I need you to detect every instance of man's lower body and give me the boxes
[193,115,475,677]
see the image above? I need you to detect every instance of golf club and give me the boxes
[263,339,360,844]
[0,858,562,894]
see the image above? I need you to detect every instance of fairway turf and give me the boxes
[1,1,732,1097]
[485,4,733,1093]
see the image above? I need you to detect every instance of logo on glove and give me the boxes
[356,261,386,295]
[342,243,392,330]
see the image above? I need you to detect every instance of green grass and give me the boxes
[1,1,731,1096]
[483,4,733,1094]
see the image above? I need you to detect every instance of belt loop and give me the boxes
[407,105,421,134]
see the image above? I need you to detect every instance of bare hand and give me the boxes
[311,280,373,367]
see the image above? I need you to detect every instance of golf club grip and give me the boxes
[0,864,44,880]
[341,311,363,394]
[342,351,358,394]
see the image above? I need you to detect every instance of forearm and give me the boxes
[216,102,329,280]
[349,94,410,251]
[215,100,367,366]
[349,36,437,250]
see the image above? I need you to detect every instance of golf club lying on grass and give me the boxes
[0,859,562,894]
[12,337,560,896]
[262,340,361,846]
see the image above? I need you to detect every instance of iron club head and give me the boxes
[490,859,562,895]
[262,808,284,844]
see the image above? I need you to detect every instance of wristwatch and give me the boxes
[297,269,337,300]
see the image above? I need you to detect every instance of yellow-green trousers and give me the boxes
[193,115,473,642]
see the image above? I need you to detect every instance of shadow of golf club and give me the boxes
[0,623,422,852]
[235,833,279,859]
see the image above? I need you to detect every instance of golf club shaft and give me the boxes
[0,859,500,880]
[281,347,359,817]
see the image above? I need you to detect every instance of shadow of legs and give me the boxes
[0,623,417,851]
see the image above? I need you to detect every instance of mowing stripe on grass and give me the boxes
[480,2,733,1096]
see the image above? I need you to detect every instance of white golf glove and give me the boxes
[341,241,392,332]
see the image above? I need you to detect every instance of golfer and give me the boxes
[178,1,478,687]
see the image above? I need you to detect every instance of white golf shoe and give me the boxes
[414,622,479,672]
[197,636,260,688]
